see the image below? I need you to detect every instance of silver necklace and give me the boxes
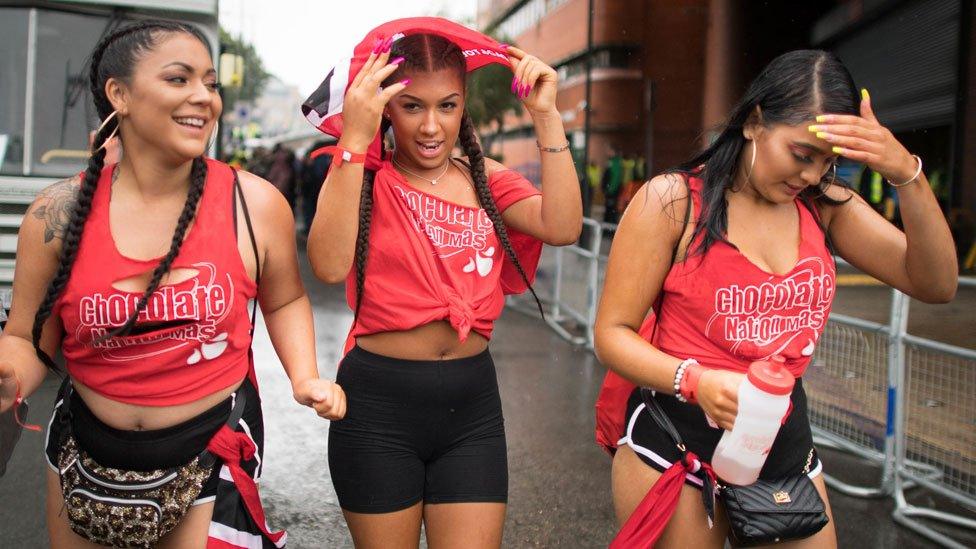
[392,154,451,185]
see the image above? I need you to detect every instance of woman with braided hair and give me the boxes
[0,20,344,547]
[305,19,581,548]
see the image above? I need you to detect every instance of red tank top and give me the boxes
[346,160,542,347]
[653,176,836,377]
[56,159,257,406]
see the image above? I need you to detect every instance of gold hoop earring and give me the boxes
[94,111,120,152]
[743,139,757,183]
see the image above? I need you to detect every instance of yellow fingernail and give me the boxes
[807,125,819,132]
[818,115,829,123]
[832,146,843,154]
[816,132,828,139]
[861,88,870,101]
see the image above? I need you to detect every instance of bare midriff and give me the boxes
[356,320,489,361]
[72,378,242,431]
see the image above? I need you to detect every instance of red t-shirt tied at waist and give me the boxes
[653,176,836,377]
[346,160,542,348]
[56,159,258,406]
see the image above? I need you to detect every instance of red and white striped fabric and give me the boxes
[301,17,511,170]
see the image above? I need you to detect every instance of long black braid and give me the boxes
[31,20,212,370]
[352,121,387,318]
[457,111,544,317]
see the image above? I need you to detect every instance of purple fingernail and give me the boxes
[390,56,405,65]
[525,85,533,98]
[511,78,519,94]
[519,83,528,97]
[372,37,383,54]
[499,43,510,50]
[400,78,411,86]
[382,38,393,53]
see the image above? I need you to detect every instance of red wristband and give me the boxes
[311,145,366,167]
[679,362,706,405]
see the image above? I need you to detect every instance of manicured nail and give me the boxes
[525,85,533,98]
[519,83,528,97]
[511,78,519,94]
[400,78,411,86]
[807,125,820,132]
[816,132,828,139]
[816,115,827,123]
[861,88,870,101]
[499,43,510,50]
[372,37,384,54]
[832,146,843,154]
[389,56,405,65]
[382,38,393,53]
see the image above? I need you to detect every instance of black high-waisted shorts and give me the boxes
[45,377,263,505]
[328,346,508,513]
[619,379,821,488]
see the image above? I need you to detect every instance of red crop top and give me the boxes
[652,176,836,377]
[346,160,542,346]
[56,159,258,406]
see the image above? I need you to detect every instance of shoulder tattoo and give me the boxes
[31,176,81,244]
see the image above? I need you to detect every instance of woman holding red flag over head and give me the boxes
[594,50,956,548]
[0,20,344,548]
[304,17,581,548]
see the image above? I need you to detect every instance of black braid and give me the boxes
[100,157,207,339]
[30,20,211,370]
[353,119,390,318]
[31,129,110,371]
[458,111,544,317]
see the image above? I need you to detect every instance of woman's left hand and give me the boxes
[506,46,559,116]
[293,378,346,420]
[811,89,919,183]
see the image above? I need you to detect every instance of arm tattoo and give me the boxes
[31,176,81,244]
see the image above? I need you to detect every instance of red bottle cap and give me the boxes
[747,356,795,395]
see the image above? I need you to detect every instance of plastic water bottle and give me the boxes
[711,356,795,485]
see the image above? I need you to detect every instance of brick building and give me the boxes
[477,0,975,259]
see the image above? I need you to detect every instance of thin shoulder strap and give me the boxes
[232,170,261,333]
[668,175,693,267]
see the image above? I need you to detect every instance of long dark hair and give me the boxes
[350,33,542,318]
[674,50,858,257]
[31,21,212,371]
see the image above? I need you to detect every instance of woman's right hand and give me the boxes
[338,40,408,151]
[697,369,745,431]
[0,361,19,414]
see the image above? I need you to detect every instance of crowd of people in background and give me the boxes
[222,139,334,236]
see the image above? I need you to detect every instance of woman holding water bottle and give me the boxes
[594,50,957,547]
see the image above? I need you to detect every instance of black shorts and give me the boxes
[328,346,508,513]
[45,377,264,506]
[619,379,821,489]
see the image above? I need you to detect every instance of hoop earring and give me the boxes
[743,139,757,184]
[94,111,120,152]
[207,121,219,152]
[812,163,838,199]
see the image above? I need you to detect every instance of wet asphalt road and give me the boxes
[1,251,973,548]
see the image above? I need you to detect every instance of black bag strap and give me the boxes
[232,170,260,334]
[639,387,686,451]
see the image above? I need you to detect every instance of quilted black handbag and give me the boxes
[639,388,829,546]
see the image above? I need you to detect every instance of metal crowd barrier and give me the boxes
[891,276,976,548]
[507,217,602,348]
[510,217,976,547]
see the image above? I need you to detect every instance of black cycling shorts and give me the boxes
[328,346,508,513]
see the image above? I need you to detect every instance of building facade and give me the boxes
[479,0,975,259]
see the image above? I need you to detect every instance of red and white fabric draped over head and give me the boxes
[301,17,511,171]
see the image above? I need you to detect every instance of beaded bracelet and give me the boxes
[673,358,699,403]
[537,141,570,153]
